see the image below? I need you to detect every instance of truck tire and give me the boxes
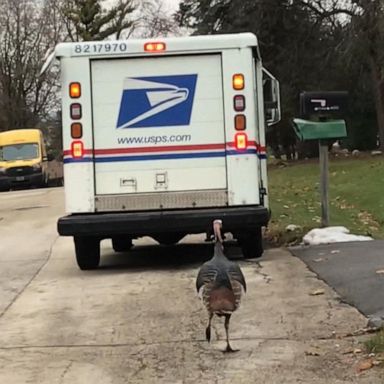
[112,236,133,252]
[237,228,264,259]
[74,236,100,270]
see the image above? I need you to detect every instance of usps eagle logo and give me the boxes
[116,74,198,129]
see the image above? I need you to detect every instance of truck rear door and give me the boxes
[91,54,227,203]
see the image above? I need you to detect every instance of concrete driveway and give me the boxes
[0,188,383,383]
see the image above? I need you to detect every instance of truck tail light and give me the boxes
[232,74,244,90]
[234,95,245,111]
[144,42,166,52]
[69,82,81,98]
[70,103,82,119]
[235,132,248,150]
[235,114,246,130]
[71,123,83,139]
[71,140,84,158]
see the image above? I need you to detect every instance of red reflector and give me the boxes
[235,114,246,130]
[144,42,166,52]
[235,133,248,150]
[234,95,245,111]
[71,123,83,139]
[70,103,82,119]
[71,141,84,158]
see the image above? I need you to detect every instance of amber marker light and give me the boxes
[144,42,166,52]
[233,74,244,90]
[69,82,81,98]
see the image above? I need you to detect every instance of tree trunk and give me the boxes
[369,56,384,151]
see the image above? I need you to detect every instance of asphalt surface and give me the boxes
[290,240,384,319]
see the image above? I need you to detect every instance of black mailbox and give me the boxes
[300,91,348,118]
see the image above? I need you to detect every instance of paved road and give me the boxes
[290,241,384,319]
[0,188,63,316]
[0,188,382,383]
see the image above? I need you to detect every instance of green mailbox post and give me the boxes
[292,92,348,227]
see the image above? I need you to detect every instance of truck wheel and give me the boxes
[74,236,100,270]
[112,236,133,252]
[154,233,184,245]
[237,228,264,259]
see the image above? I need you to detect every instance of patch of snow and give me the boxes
[303,226,373,245]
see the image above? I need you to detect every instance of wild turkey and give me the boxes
[196,219,246,352]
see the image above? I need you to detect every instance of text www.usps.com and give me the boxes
[117,134,192,145]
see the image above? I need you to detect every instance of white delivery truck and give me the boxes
[43,33,280,270]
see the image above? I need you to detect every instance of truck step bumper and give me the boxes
[57,206,270,237]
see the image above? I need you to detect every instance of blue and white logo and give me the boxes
[116,74,198,129]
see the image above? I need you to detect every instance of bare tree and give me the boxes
[58,0,137,41]
[129,0,181,38]
[0,0,179,133]
[300,0,384,150]
[0,0,62,131]
[57,0,180,41]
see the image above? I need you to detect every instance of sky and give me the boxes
[163,0,180,12]
[104,0,180,13]
[102,0,183,37]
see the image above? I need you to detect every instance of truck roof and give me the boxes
[54,33,259,59]
[0,129,41,145]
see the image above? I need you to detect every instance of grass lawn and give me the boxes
[266,154,384,245]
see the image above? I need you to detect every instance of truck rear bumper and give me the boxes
[57,206,270,237]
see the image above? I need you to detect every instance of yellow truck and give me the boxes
[0,129,53,191]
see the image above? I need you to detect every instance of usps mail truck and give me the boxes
[44,33,280,270]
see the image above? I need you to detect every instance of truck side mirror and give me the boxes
[262,68,281,126]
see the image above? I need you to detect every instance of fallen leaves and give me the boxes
[343,348,362,355]
[357,211,380,229]
[355,354,382,373]
[311,216,321,223]
[356,358,373,372]
[285,224,301,232]
[310,289,325,296]
[345,327,380,337]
